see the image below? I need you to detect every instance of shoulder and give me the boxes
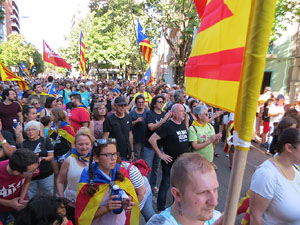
[146,209,175,225]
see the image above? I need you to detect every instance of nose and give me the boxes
[207,191,218,207]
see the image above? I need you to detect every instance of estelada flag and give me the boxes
[75,162,140,225]
[185,0,252,112]
[79,31,86,76]
[141,67,154,85]
[43,40,71,70]
[0,62,28,90]
[137,19,152,64]
[58,121,75,144]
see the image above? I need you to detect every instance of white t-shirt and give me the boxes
[268,103,284,125]
[250,160,300,225]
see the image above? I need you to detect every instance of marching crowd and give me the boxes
[0,76,299,225]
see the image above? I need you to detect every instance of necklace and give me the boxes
[274,156,300,196]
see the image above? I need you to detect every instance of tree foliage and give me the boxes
[0,34,44,75]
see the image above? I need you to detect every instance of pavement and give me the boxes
[140,141,271,225]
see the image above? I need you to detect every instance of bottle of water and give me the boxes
[111,185,123,214]
[13,119,18,128]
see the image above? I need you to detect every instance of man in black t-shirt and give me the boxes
[103,96,134,160]
[149,104,189,211]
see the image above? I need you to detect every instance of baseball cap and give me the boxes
[276,94,285,100]
[115,96,127,105]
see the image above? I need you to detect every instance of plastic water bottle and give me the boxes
[13,119,18,128]
[111,185,123,214]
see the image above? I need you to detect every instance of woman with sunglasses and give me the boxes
[75,138,139,225]
[28,96,43,121]
[57,127,92,224]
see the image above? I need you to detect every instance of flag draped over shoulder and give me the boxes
[0,62,28,90]
[20,61,31,79]
[137,20,152,65]
[185,0,252,112]
[48,82,58,97]
[141,67,153,85]
[58,121,75,144]
[43,41,71,69]
[75,163,140,225]
[79,31,86,76]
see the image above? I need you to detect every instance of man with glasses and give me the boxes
[103,96,134,161]
[0,149,39,224]
[130,95,149,160]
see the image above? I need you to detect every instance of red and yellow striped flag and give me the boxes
[0,62,28,90]
[185,0,252,112]
[79,31,86,76]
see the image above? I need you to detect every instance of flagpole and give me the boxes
[128,0,144,80]
[222,0,276,224]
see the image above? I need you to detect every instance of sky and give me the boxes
[18,0,89,53]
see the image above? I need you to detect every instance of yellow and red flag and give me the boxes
[185,0,252,112]
[75,163,140,225]
[137,19,152,64]
[79,31,86,76]
[0,62,28,90]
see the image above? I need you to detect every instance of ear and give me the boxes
[285,143,294,153]
[93,155,100,163]
[170,187,182,202]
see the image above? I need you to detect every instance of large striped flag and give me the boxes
[20,61,31,79]
[141,66,154,85]
[137,19,152,64]
[58,121,75,144]
[79,31,86,76]
[0,62,28,90]
[75,163,140,225]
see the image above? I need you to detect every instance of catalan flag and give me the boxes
[141,66,154,85]
[20,61,31,79]
[79,31,86,76]
[58,121,75,144]
[0,62,28,90]
[137,19,152,65]
[75,163,140,225]
[48,82,58,97]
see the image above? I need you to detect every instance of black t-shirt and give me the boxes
[103,113,132,158]
[106,100,112,113]
[129,109,148,143]
[144,110,165,148]
[21,137,54,180]
[262,106,270,122]
[0,130,16,161]
[156,120,189,165]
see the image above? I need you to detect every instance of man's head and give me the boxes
[9,149,39,177]
[78,83,86,93]
[33,83,42,94]
[114,96,127,115]
[171,104,186,123]
[170,153,218,222]
[70,93,82,108]
[2,88,16,102]
[47,76,54,83]
[135,94,145,110]
[276,94,285,106]
[137,83,146,93]
[174,89,186,104]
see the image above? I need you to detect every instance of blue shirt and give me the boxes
[59,89,71,104]
[79,90,90,107]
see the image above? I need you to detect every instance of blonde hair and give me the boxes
[75,127,94,144]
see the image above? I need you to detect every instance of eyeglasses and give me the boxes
[98,152,120,160]
[157,101,164,104]
[137,101,145,104]
[26,128,38,132]
[33,102,40,105]
[117,104,127,107]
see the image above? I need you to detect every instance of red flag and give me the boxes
[43,41,71,69]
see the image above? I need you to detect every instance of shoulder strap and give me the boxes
[63,89,65,97]
[192,125,198,134]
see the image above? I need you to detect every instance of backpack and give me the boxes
[125,159,151,177]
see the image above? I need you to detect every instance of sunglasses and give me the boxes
[157,101,164,104]
[94,138,117,146]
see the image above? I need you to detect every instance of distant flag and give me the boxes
[48,82,58,97]
[141,67,153,85]
[43,40,71,69]
[29,60,34,70]
[20,61,31,79]
[137,19,153,64]
[79,31,86,76]
[0,62,28,90]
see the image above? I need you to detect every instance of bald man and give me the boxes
[149,104,189,211]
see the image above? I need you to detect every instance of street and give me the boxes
[140,141,270,224]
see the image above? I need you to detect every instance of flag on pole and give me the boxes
[20,61,31,79]
[141,67,153,85]
[185,0,252,112]
[79,31,86,76]
[137,19,153,64]
[43,40,71,69]
[48,82,58,97]
[0,62,28,90]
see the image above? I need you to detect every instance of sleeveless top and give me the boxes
[93,120,104,139]
[64,157,87,205]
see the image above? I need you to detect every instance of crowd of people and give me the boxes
[0,76,299,225]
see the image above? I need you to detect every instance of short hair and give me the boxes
[33,83,41,89]
[135,94,145,104]
[171,103,183,112]
[2,88,14,100]
[174,89,185,103]
[193,105,208,117]
[150,95,165,111]
[40,116,51,127]
[75,127,94,144]
[47,76,54,82]
[24,121,41,131]
[70,93,81,102]
[277,128,300,153]
[44,97,56,108]
[171,153,214,192]
[9,149,39,173]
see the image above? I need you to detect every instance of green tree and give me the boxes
[0,34,44,75]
